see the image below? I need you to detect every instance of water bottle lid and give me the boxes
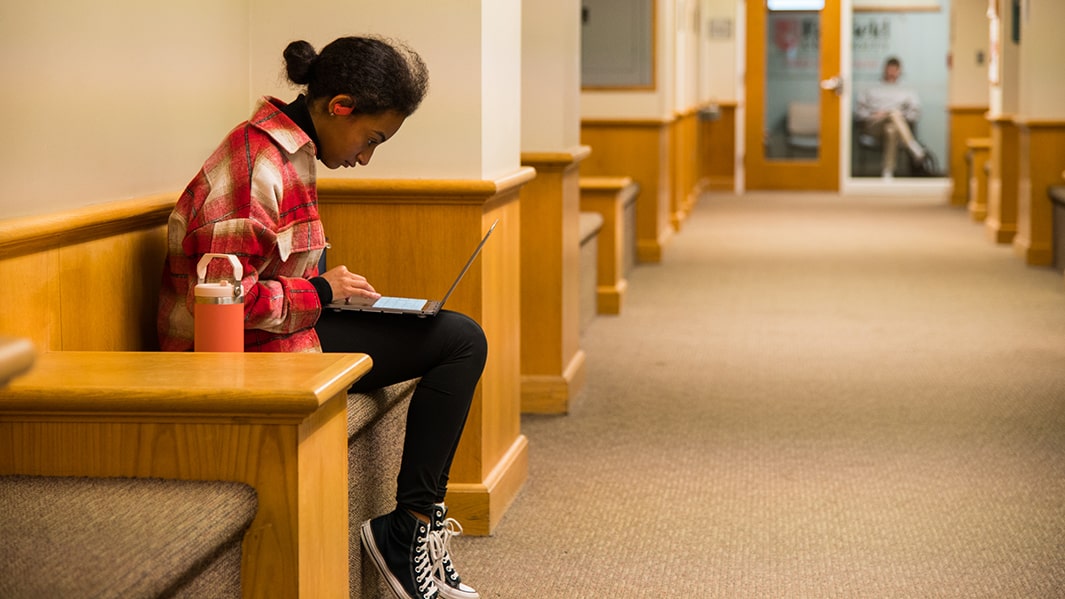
[195,281,239,298]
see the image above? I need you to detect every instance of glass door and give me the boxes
[745,0,842,191]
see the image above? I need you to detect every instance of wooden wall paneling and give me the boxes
[59,225,168,350]
[948,107,990,207]
[0,250,61,350]
[1014,120,1065,266]
[670,109,699,231]
[317,172,532,535]
[0,194,174,351]
[704,102,737,191]
[519,149,589,414]
[986,115,1020,244]
[580,119,673,263]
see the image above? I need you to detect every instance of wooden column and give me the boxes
[579,177,635,315]
[581,118,674,263]
[317,171,533,535]
[966,138,991,222]
[518,148,590,414]
[671,108,700,231]
[947,106,990,207]
[1014,120,1065,266]
[986,114,1021,243]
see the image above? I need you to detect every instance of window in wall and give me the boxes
[850,9,950,178]
[581,0,655,90]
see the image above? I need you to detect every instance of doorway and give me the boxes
[744,0,952,193]
[745,0,841,191]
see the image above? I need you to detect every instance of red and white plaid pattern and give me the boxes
[158,97,327,352]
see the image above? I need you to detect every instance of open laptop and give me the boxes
[330,220,498,317]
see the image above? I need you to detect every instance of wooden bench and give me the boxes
[966,137,991,222]
[578,212,603,334]
[516,152,589,415]
[0,196,416,598]
[1050,181,1065,273]
[579,177,640,315]
[0,350,372,598]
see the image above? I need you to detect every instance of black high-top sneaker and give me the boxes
[361,509,440,599]
[428,503,480,599]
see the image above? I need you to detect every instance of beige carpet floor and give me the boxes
[451,191,1065,599]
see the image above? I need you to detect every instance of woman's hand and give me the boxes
[320,265,381,304]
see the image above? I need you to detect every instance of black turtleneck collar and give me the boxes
[280,94,321,156]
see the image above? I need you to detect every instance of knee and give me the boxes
[442,311,488,368]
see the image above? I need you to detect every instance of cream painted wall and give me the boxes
[250,0,521,180]
[481,0,523,179]
[0,0,250,220]
[1018,0,1065,120]
[949,0,991,108]
[674,0,699,111]
[581,0,676,120]
[521,0,582,152]
[702,0,739,102]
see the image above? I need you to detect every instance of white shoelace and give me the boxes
[414,525,439,597]
[428,516,464,584]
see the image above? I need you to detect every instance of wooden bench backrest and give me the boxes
[0,195,175,351]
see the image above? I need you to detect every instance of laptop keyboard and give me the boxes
[374,296,427,311]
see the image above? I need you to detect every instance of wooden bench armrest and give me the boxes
[0,351,370,418]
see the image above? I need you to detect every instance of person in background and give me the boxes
[158,35,484,599]
[855,56,930,178]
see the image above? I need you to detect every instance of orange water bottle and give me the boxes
[194,253,244,352]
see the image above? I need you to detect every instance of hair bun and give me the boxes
[283,40,318,85]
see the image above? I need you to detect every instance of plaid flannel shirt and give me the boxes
[158,97,327,352]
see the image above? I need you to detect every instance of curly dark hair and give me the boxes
[283,36,429,117]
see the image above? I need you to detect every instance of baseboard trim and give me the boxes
[984,218,1016,244]
[520,350,587,414]
[597,278,628,315]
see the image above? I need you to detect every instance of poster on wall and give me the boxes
[854,0,940,10]
[767,13,820,76]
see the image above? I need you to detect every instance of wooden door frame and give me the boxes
[745,1,841,191]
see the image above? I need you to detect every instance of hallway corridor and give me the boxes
[452,192,1065,598]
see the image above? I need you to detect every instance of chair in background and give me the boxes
[785,102,820,158]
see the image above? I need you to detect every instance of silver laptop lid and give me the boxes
[438,219,499,307]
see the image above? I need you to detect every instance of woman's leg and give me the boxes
[315,308,487,514]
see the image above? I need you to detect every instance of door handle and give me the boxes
[820,75,844,96]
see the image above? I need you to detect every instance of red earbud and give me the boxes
[333,104,352,116]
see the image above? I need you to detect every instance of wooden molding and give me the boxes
[521,145,593,168]
[946,105,990,114]
[0,193,176,258]
[580,116,673,128]
[1012,118,1065,129]
[579,176,635,191]
[317,168,536,206]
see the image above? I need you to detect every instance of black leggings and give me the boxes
[315,309,487,516]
